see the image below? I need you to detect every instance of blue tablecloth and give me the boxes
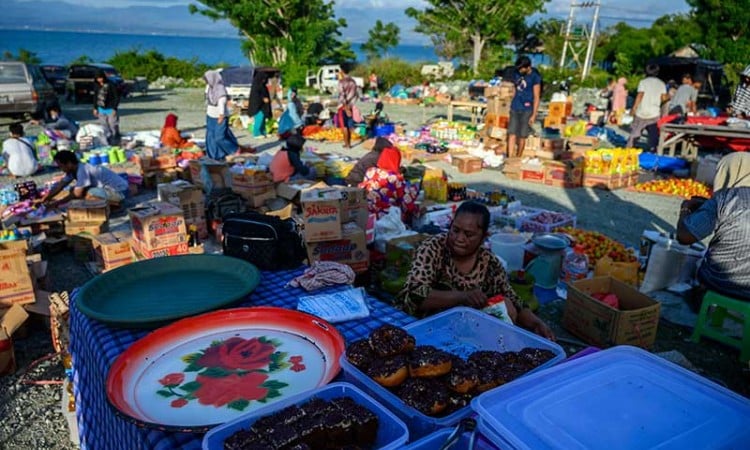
[69,268,414,450]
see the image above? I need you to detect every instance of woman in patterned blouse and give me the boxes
[396,201,555,340]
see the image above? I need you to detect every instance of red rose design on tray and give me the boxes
[197,336,275,371]
[155,336,292,412]
[159,373,185,387]
[193,372,269,407]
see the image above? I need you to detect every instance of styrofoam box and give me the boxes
[202,382,409,450]
[473,346,750,450]
[340,307,565,441]
[405,428,499,449]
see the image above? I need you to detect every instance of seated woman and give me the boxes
[358,141,418,220]
[269,134,313,182]
[160,113,194,149]
[345,137,390,186]
[677,152,750,302]
[396,201,555,340]
[278,87,304,138]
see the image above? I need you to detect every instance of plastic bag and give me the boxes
[640,241,701,293]
[483,295,513,324]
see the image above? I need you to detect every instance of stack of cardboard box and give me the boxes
[300,186,370,273]
[188,160,230,189]
[231,168,275,209]
[525,135,566,161]
[128,202,188,260]
[544,101,568,128]
[484,82,514,150]
[0,240,35,308]
[582,147,641,190]
[136,147,178,188]
[64,199,109,236]
[157,181,208,239]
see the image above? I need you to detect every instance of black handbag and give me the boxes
[221,212,306,270]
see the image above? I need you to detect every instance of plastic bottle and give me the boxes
[562,245,589,283]
[188,224,200,247]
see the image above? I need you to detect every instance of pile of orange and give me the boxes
[633,178,711,199]
[555,227,637,266]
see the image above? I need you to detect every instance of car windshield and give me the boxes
[105,69,120,78]
[43,66,67,77]
[0,64,27,84]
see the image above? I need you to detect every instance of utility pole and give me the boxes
[582,2,601,80]
[559,1,600,80]
[559,1,576,70]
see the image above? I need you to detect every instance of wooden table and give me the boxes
[447,100,487,125]
[657,123,750,161]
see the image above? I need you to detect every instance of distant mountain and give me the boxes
[2,0,428,44]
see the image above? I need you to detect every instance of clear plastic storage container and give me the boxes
[340,307,565,440]
[202,382,409,450]
[473,346,750,450]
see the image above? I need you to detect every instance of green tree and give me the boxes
[406,0,547,74]
[2,48,42,64]
[189,0,355,86]
[686,0,750,64]
[69,55,94,65]
[522,19,566,67]
[360,20,400,60]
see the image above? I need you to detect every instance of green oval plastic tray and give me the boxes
[77,254,261,328]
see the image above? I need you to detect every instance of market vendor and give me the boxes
[358,141,418,220]
[728,65,750,118]
[677,152,750,302]
[345,136,390,185]
[41,150,128,206]
[269,134,313,182]
[396,201,555,340]
[160,113,194,149]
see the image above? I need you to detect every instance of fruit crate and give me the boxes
[519,211,576,233]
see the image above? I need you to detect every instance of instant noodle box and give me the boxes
[128,202,187,251]
[0,249,34,306]
[305,223,369,273]
[300,188,342,242]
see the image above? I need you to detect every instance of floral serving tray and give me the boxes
[106,307,345,431]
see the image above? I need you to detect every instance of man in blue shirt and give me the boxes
[507,56,542,158]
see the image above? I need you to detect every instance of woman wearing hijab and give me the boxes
[204,69,240,160]
[610,77,628,124]
[160,113,193,149]
[345,137,390,186]
[278,87,304,138]
[249,71,272,138]
[677,152,750,302]
[358,140,418,220]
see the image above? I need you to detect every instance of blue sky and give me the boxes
[12,0,691,44]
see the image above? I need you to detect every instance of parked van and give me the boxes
[0,61,58,119]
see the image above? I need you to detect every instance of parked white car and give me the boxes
[306,65,364,94]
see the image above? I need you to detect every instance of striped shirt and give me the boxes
[683,187,750,300]
[731,85,750,117]
[338,76,358,107]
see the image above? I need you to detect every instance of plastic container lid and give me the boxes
[472,346,750,450]
[202,382,409,450]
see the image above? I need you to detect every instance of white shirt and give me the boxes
[636,77,667,119]
[205,86,228,118]
[62,162,128,192]
[2,137,37,177]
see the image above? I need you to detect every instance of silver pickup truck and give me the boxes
[0,61,59,120]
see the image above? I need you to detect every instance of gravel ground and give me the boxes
[1,89,748,449]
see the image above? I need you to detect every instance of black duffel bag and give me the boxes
[221,212,306,270]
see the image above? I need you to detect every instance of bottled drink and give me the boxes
[562,245,589,282]
[188,224,200,247]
